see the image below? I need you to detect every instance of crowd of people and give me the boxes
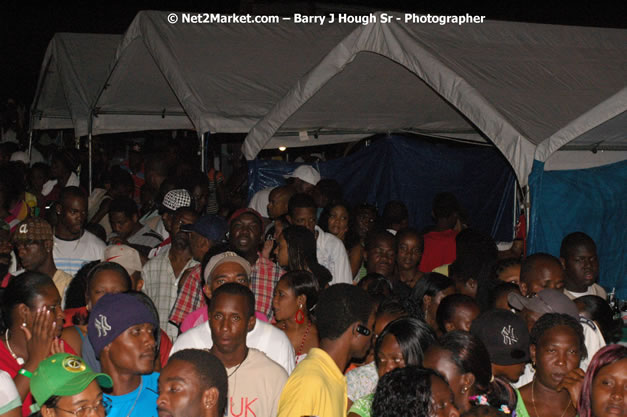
[0,132,624,417]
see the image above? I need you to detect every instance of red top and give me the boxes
[418,229,458,273]
[0,338,76,416]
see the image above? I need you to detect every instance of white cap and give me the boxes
[284,165,321,186]
[104,244,143,276]
[10,151,29,164]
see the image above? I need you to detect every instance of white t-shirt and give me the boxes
[171,319,295,375]
[513,316,607,388]
[0,370,21,414]
[223,348,288,417]
[248,187,273,218]
[53,231,106,276]
[563,284,607,300]
[315,225,353,285]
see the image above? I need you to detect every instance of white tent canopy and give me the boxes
[242,13,627,184]
[92,10,357,136]
[30,33,121,137]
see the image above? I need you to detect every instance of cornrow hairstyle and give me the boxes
[530,312,587,361]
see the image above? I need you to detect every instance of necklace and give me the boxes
[226,349,249,378]
[531,378,571,417]
[4,330,25,365]
[295,320,312,364]
[124,378,143,417]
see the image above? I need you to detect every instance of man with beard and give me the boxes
[53,186,106,276]
[158,349,228,417]
[88,293,159,417]
[142,207,198,340]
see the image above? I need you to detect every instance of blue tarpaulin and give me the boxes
[528,159,627,298]
[248,136,516,241]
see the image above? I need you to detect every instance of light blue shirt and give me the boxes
[104,373,159,417]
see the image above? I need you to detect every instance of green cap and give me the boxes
[30,353,113,408]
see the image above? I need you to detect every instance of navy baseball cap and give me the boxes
[181,215,228,242]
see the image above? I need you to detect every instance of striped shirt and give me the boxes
[53,231,106,276]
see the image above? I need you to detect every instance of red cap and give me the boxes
[228,208,263,225]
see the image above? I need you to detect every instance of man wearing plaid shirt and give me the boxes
[142,207,198,341]
[169,215,228,332]
[228,208,282,320]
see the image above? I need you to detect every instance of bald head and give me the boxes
[519,253,565,296]
[267,186,295,220]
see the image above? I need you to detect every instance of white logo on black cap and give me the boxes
[95,314,112,337]
[19,224,28,234]
[501,325,518,345]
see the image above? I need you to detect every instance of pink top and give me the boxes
[180,306,269,333]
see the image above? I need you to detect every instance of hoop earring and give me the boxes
[295,306,305,324]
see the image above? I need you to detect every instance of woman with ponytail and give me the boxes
[274,225,332,288]
[424,331,518,415]
[272,270,320,364]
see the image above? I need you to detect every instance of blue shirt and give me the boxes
[104,373,159,417]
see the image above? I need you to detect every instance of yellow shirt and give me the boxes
[278,348,347,417]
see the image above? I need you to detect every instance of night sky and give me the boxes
[2,1,625,106]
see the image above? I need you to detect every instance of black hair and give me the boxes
[108,166,134,192]
[412,272,455,310]
[432,192,460,219]
[51,149,78,173]
[282,225,332,288]
[462,405,509,417]
[479,281,520,313]
[315,178,343,207]
[65,260,100,314]
[0,163,26,210]
[85,262,133,295]
[210,283,256,320]
[31,395,61,417]
[372,366,441,417]
[375,317,435,368]
[278,270,319,314]
[287,193,316,217]
[493,258,521,280]
[520,253,563,285]
[108,197,139,219]
[58,185,87,204]
[436,294,479,333]
[1,271,56,333]
[455,228,498,266]
[168,349,228,416]
[530,312,587,360]
[395,227,423,249]
[316,283,374,340]
[560,232,596,258]
[318,200,360,250]
[437,330,492,392]
[125,290,161,352]
[376,297,409,319]
[382,200,409,229]
[364,229,397,252]
[357,273,392,307]
[575,295,621,343]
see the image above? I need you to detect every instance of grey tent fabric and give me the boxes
[242,13,627,184]
[31,33,121,137]
[92,10,357,136]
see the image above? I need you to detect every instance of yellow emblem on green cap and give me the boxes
[62,356,86,373]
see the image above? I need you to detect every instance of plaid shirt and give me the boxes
[250,253,283,320]
[142,248,198,341]
[169,264,205,330]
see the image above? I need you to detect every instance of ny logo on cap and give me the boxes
[501,325,518,345]
[19,224,28,234]
[95,314,112,337]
